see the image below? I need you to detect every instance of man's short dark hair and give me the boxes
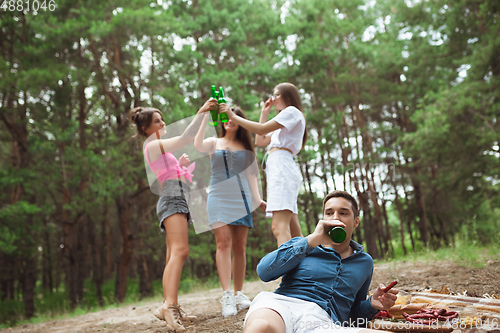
[323,190,359,218]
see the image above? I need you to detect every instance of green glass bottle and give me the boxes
[209,85,218,127]
[218,86,228,123]
[329,226,346,243]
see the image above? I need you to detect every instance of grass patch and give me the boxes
[179,276,220,294]
[374,237,500,268]
[0,275,220,328]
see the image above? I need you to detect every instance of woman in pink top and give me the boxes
[130,98,217,332]
[219,83,307,247]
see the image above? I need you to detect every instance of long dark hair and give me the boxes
[130,107,162,138]
[275,82,308,151]
[220,107,255,155]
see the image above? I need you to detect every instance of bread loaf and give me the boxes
[389,303,431,319]
[411,292,500,314]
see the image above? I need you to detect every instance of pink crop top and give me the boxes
[144,142,195,183]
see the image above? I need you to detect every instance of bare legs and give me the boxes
[162,213,190,305]
[244,308,390,333]
[231,225,249,292]
[289,213,302,239]
[243,308,286,333]
[213,223,249,292]
[213,224,232,291]
[271,211,303,247]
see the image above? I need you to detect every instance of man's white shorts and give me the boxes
[244,291,364,333]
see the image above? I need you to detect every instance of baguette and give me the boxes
[411,292,500,314]
[389,303,431,319]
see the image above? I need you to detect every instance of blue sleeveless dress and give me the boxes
[207,149,253,227]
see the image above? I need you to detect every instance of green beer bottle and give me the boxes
[209,85,218,127]
[329,226,346,243]
[218,86,229,123]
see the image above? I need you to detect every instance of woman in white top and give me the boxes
[219,82,307,246]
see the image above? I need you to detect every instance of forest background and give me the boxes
[1,0,499,326]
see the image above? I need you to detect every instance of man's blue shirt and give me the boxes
[256,237,379,325]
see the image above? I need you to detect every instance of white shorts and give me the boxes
[265,150,302,218]
[244,292,364,333]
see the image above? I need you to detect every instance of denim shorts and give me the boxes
[156,179,193,232]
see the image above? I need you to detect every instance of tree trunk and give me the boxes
[316,127,330,194]
[328,151,337,191]
[60,144,83,308]
[395,150,415,253]
[46,230,54,293]
[301,159,318,234]
[393,188,407,255]
[430,165,449,246]
[115,196,132,303]
[357,191,379,258]
[87,214,104,307]
[328,60,352,194]
[0,254,15,300]
[41,226,53,293]
[346,48,382,256]
[55,239,63,292]
[381,200,394,256]
[104,204,113,279]
[2,84,37,318]
[61,204,86,309]
[137,254,152,299]
[367,178,386,257]
[137,179,153,299]
[21,253,36,318]
[412,167,429,247]
[76,215,86,305]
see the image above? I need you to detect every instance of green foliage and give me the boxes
[382,222,500,267]
[457,203,500,245]
[0,200,41,254]
[380,238,500,270]
[178,277,220,295]
[0,277,163,328]
[1,0,499,325]
[0,275,226,328]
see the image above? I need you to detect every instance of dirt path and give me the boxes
[2,260,499,333]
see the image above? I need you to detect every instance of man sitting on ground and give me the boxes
[243,190,398,333]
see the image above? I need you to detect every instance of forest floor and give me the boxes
[2,259,499,333]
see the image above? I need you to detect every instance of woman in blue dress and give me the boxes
[194,106,266,317]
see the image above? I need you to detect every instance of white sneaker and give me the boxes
[235,291,252,311]
[220,290,237,317]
